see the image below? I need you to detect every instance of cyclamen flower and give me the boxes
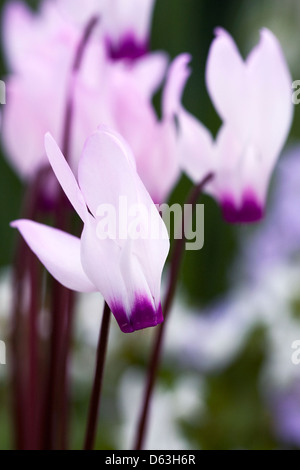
[58,0,156,60]
[1,0,166,182]
[178,28,293,223]
[102,0,156,61]
[12,128,170,333]
[74,53,191,204]
[1,0,78,179]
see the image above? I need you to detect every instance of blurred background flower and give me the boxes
[1,0,300,450]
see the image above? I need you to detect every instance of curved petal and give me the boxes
[130,51,169,97]
[139,120,180,205]
[114,75,180,203]
[103,0,155,45]
[79,128,169,332]
[78,127,139,217]
[80,213,128,321]
[2,1,34,71]
[214,126,265,223]
[11,219,96,292]
[44,133,87,220]
[163,53,192,119]
[178,108,214,184]
[2,78,48,179]
[56,0,104,26]
[247,28,293,173]
[3,0,77,75]
[80,214,165,332]
[206,28,249,139]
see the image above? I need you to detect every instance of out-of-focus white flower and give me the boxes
[118,368,204,450]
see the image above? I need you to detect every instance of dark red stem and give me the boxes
[84,303,111,451]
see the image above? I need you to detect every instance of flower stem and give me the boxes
[57,291,76,450]
[27,249,40,449]
[84,303,111,451]
[11,171,45,449]
[41,284,73,449]
[61,15,100,165]
[133,172,214,450]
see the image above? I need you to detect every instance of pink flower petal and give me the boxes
[44,133,87,220]
[11,219,96,292]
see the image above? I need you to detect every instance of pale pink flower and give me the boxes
[12,128,170,333]
[1,0,168,193]
[74,53,191,203]
[1,0,78,178]
[178,29,293,223]
[58,0,156,60]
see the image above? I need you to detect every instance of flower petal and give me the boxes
[2,78,48,179]
[11,219,96,292]
[163,53,192,119]
[206,28,248,139]
[2,1,34,71]
[80,213,166,333]
[130,51,169,97]
[103,0,155,51]
[79,128,169,332]
[247,28,293,173]
[178,108,214,184]
[44,133,87,220]
[78,127,139,217]
[141,120,180,204]
[214,126,265,223]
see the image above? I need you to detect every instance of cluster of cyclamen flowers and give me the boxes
[0,0,293,450]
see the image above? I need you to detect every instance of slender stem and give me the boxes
[57,291,75,450]
[11,172,44,449]
[61,15,100,165]
[11,237,29,450]
[84,303,111,451]
[41,282,71,449]
[73,16,100,73]
[27,250,40,449]
[134,172,214,450]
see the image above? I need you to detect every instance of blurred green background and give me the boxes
[1,0,300,450]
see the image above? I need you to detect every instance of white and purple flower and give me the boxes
[11,127,170,333]
[177,28,293,223]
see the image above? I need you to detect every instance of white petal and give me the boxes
[44,133,87,220]
[103,0,155,43]
[206,28,249,139]
[2,1,34,71]
[178,108,214,184]
[78,127,139,217]
[247,28,293,173]
[78,128,169,331]
[163,53,192,119]
[11,219,96,292]
[130,51,169,97]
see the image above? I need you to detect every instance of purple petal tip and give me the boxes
[221,192,264,224]
[106,33,149,61]
[112,297,163,333]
